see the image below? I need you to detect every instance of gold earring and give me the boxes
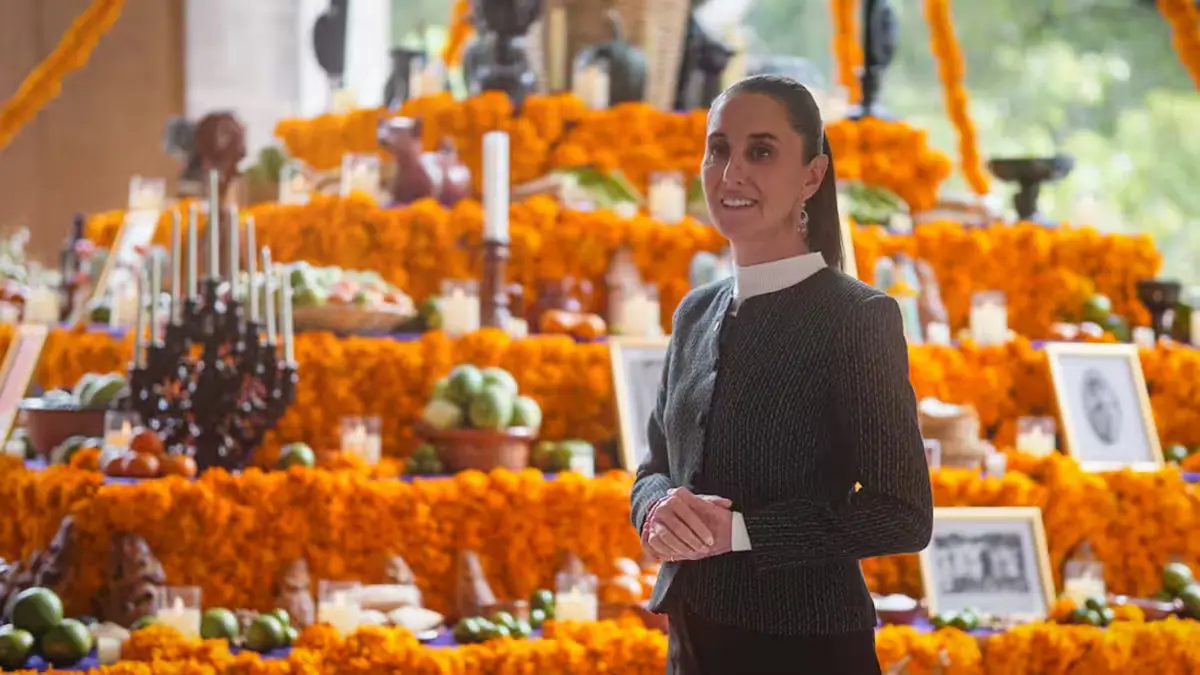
[797,203,809,237]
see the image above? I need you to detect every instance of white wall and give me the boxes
[185,0,392,155]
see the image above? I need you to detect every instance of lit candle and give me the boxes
[227,207,240,300]
[170,209,181,317]
[983,450,1007,478]
[148,250,161,343]
[262,248,276,345]
[281,268,295,364]
[317,591,361,636]
[187,203,198,299]
[208,171,220,279]
[648,173,686,224]
[554,588,598,622]
[246,217,258,322]
[1016,426,1056,456]
[969,293,1008,346]
[482,132,510,242]
[441,287,480,336]
[134,267,148,367]
[156,596,201,638]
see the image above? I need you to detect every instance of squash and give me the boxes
[574,10,647,104]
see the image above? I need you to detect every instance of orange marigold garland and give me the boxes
[1158,0,1200,89]
[923,0,990,196]
[826,117,953,211]
[0,0,127,153]
[829,0,863,103]
[441,0,475,67]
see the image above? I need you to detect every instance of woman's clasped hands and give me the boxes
[644,487,733,562]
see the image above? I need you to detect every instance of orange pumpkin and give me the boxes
[539,309,579,334]
[571,313,608,341]
[162,454,198,478]
[125,452,161,479]
[129,429,165,456]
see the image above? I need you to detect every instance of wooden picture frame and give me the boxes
[0,324,50,446]
[75,209,161,324]
[919,506,1055,621]
[609,336,671,471]
[1044,342,1162,472]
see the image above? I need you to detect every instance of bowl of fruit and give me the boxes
[416,364,543,472]
[18,373,126,457]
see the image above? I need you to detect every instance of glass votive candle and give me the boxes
[363,416,382,465]
[317,580,362,635]
[157,586,202,638]
[340,416,365,454]
[554,571,598,622]
[104,411,138,451]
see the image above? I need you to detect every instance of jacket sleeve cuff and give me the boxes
[731,511,752,551]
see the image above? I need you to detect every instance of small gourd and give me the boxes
[574,10,647,104]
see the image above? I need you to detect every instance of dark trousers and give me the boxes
[667,602,882,675]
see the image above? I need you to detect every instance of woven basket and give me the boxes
[415,422,536,472]
[18,403,107,456]
[292,305,412,334]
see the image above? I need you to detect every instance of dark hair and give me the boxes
[713,75,843,270]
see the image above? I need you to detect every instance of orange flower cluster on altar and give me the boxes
[1158,0,1200,90]
[7,325,1199,464]
[11,618,1200,674]
[84,196,1159,341]
[829,0,863,103]
[923,0,990,195]
[271,93,963,208]
[826,117,954,211]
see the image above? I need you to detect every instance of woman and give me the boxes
[630,75,934,675]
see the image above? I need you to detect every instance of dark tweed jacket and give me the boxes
[630,268,933,635]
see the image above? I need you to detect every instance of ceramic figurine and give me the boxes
[96,533,166,627]
[274,558,315,628]
[378,117,472,207]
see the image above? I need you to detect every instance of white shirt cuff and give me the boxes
[731,511,752,551]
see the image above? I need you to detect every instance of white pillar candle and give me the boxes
[281,268,295,364]
[228,208,240,299]
[208,172,220,280]
[148,251,162,343]
[246,217,258,322]
[983,451,1007,478]
[170,210,182,317]
[648,173,686,224]
[317,591,361,636]
[969,293,1008,346]
[1132,326,1156,347]
[554,589,598,622]
[187,204,199,299]
[96,637,121,666]
[1016,427,1056,456]
[134,268,148,367]
[482,132,510,242]
[263,248,276,345]
[441,287,480,336]
[156,596,201,638]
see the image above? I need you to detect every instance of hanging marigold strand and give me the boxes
[441,0,475,67]
[0,0,127,154]
[1157,0,1200,89]
[923,0,989,196]
[829,0,863,103]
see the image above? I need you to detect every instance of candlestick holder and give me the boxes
[126,277,297,473]
[480,239,511,329]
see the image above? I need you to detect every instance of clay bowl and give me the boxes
[876,606,922,626]
[415,422,536,472]
[18,399,107,457]
[1111,595,1181,621]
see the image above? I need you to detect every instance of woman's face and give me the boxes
[701,92,825,243]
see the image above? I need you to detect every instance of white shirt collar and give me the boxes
[733,252,827,303]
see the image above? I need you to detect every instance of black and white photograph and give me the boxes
[919,507,1054,619]
[1045,342,1162,471]
[610,337,670,470]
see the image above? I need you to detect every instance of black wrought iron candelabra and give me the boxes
[127,279,297,473]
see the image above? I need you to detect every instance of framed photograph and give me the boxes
[1044,342,1162,471]
[0,324,50,445]
[919,507,1055,621]
[609,337,670,471]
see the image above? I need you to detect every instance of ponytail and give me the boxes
[805,134,843,270]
